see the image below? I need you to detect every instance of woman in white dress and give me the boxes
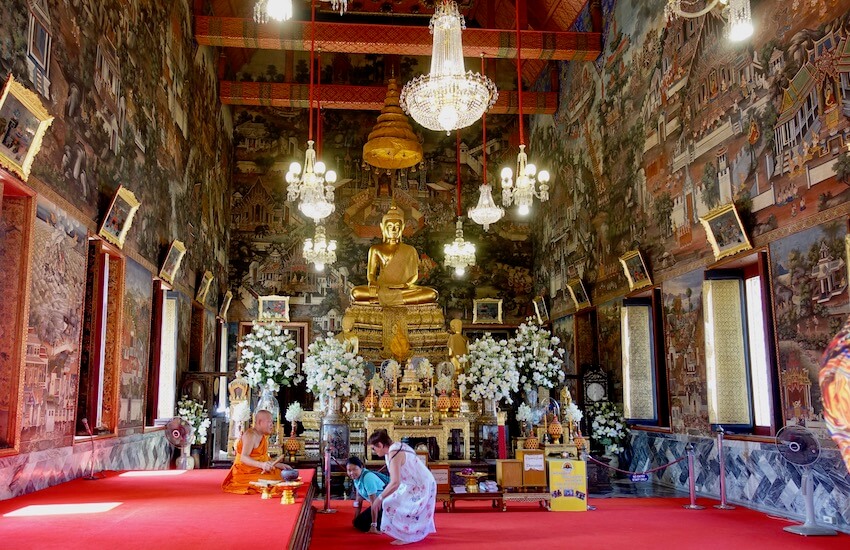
[368,430,437,545]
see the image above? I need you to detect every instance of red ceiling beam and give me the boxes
[195,16,602,61]
[220,81,558,113]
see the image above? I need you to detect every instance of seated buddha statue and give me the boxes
[335,313,359,354]
[350,204,438,307]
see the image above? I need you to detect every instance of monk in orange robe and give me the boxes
[222,409,293,494]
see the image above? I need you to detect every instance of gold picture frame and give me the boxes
[158,239,186,286]
[619,250,652,291]
[219,291,233,320]
[566,278,591,310]
[0,75,54,181]
[196,270,214,304]
[258,295,291,322]
[98,185,141,249]
[533,296,549,324]
[699,203,752,261]
[473,298,503,324]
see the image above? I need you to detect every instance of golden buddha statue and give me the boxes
[335,313,359,354]
[350,204,438,307]
[447,318,468,377]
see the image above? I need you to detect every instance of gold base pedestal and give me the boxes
[279,481,304,505]
[345,303,447,364]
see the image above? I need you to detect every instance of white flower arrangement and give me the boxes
[303,336,368,399]
[238,323,303,392]
[509,318,565,392]
[285,402,303,424]
[370,373,386,394]
[177,396,211,445]
[564,402,584,424]
[435,374,453,394]
[231,400,251,423]
[457,334,519,404]
[383,359,401,383]
[587,401,629,455]
[415,357,434,380]
[516,403,533,424]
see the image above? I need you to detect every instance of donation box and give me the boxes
[548,459,587,512]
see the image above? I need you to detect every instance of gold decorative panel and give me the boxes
[621,305,654,421]
[702,280,752,426]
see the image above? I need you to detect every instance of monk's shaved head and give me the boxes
[255,410,272,422]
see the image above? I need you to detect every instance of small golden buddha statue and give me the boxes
[350,204,438,307]
[335,313,359,354]
[447,318,468,376]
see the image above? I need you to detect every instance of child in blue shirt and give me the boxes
[346,456,388,532]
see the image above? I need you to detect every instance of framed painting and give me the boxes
[258,295,290,322]
[473,298,502,324]
[98,185,141,249]
[158,239,186,286]
[533,296,549,324]
[0,75,54,181]
[566,278,591,310]
[699,203,752,261]
[196,270,214,304]
[219,290,233,320]
[619,250,652,291]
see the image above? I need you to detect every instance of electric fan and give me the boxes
[165,417,195,470]
[775,426,837,536]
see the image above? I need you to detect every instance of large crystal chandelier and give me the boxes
[665,0,752,42]
[254,0,293,23]
[468,71,504,232]
[500,1,550,216]
[286,0,336,223]
[444,219,476,276]
[400,1,497,134]
[303,225,337,272]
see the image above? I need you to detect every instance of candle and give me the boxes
[543,409,548,444]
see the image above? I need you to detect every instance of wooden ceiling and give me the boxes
[197,0,599,111]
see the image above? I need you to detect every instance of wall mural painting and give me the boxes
[203,309,217,373]
[20,198,87,452]
[0,197,28,445]
[552,314,577,400]
[532,0,850,313]
[118,258,152,434]
[770,220,848,435]
[597,299,623,402]
[662,269,708,434]
[175,292,192,396]
[228,100,533,336]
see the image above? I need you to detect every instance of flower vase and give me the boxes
[255,387,281,447]
[322,396,350,460]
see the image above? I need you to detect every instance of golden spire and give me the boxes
[362,78,423,170]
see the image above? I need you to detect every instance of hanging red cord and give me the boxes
[456,130,462,218]
[317,50,322,157]
[308,0,316,142]
[515,0,524,146]
[481,55,488,186]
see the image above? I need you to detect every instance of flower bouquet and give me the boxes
[238,323,303,392]
[587,401,628,456]
[303,336,368,399]
[509,318,565,392]
[177,396,211,445]
[457,334,519,404]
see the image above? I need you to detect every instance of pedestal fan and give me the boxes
[165,417,195,470]
[775,426,836,536]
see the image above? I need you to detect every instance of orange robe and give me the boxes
[221,434,280,494]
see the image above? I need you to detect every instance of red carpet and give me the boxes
[310,498,847,549]
[0,469,314,549]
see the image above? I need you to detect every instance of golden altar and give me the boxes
[364,414,471,461]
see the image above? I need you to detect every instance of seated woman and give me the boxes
[367,429,437,545]
[346,456,388,532]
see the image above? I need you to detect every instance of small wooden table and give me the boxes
[448,491,504,512]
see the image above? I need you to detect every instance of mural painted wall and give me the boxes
[118,258,153,435]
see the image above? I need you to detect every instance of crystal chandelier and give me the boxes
[400,1,497,134]
[444,219,475,276]
[665,0,752,42]
[303,225,337,272]
[500,1,550,216]
[329,0,348,15]
[286,1,337,223]
[467,69,504,232]
[254,0,293,23]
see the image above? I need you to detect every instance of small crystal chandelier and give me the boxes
[444,219,475,276]
[286,1,337,223]
[329,0,348,15]
[303,225,337,272]
[467,70,503,232]
[254,0,293,23]
[400,1,497,134]
[665,0,752,42]
[500,2,551,216]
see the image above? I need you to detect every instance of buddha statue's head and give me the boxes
[449,319,463,333]
[341,313,355,332]
[381,205,405,243]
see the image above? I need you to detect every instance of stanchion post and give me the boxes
[683,442,704,510]
[579,442,596,511]
[316,446,337,514]
[714,428,735,510]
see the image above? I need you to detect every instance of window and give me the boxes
[621,291,668,426]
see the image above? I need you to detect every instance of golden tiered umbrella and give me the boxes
[362,78,423,170]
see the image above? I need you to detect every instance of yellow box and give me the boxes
[548,459,587,511]
[496,460,523,489]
